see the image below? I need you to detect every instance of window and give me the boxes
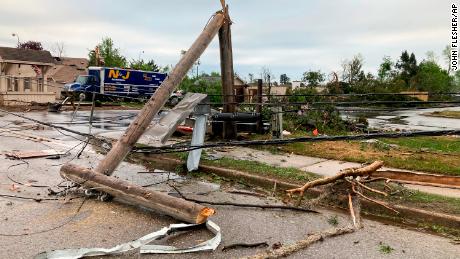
[24,77,31,91]
[37,78,44,92]
[13,78,19,92]
[6,77,12,91]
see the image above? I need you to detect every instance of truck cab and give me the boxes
[63,68,102,99]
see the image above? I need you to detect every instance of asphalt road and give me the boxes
[0,111,459,259]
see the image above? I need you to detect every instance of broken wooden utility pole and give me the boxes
[219,5,237,139]
[93,12,225,176]
[61,164,214,224]
[60,10,226,223]
[256,79,263,133]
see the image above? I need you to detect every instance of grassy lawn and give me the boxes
[202,156,318,183]
[384,136,460,153]
[252,135,460,176]
[423,110,460,119]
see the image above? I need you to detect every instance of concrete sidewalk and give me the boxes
[208,147,460,199]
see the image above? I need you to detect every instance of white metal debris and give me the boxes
[35,220,221,259]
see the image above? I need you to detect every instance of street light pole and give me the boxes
[11,33,20,46]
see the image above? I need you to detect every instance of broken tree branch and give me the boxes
[348,183,363,229]
[355,180,388,197]
[60,164,215,224]
[286,161,384,197]
[351,184,399,214]
[242,227,355,259]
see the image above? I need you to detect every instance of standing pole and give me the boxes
[219,5,237,139]
[256,79,263,133]
[92,12,225,175]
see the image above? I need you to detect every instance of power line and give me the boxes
[132,129,460,154]
[0,108,99,140]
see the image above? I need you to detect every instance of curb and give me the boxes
[140,154,460,230]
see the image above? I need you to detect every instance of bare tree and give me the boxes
[260,66,274,101]
[442,45,452,74]
[51,42,65,58]
[425,50,438,63]
[260,66,274,84]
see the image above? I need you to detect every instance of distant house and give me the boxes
[48,57,88,99]
[291,80,306,90]
[0,47,56,105]
[244,82,290,103]
[233,74,248,103]
[199,74,249,103]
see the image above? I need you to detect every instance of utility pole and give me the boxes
[256,79,263,133]
[267,74,272,103]
[219,5,237,139]
[11,33,20,47]
[93,12,225,176]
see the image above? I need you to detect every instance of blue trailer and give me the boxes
[63,67,167,100]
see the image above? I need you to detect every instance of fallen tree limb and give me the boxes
[286,161,384,197]
[60,163,214,224]
[222,242,269,252]
[352,184,399,214]
[242,226,355,259]
[244,179,362,259]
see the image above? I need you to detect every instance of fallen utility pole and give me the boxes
[94,12,225,176]
[61,164,214,224]
[219,5,237,139]
[59,10,226,223]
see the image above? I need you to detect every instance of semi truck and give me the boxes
[62,66,168,100]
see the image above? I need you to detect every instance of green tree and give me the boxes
[452,70,460,90]
[280,74,290,85]
[178,74,222,103]
[396,50,418,86]
[378,56,395,81]
[413,61,452,92]
[18,40,44,51]
[89,37,127,67]
[130,59,161,72]
[302,70,325,86]
[341,54,364,85]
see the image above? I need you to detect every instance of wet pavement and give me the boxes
[342,106,460,131]
[1,110,460,258]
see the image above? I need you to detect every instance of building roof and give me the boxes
[0,47,55,65]
[54,57,88,70]
[48,57,88,84]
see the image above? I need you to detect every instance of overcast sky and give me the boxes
[0,0,453,81]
